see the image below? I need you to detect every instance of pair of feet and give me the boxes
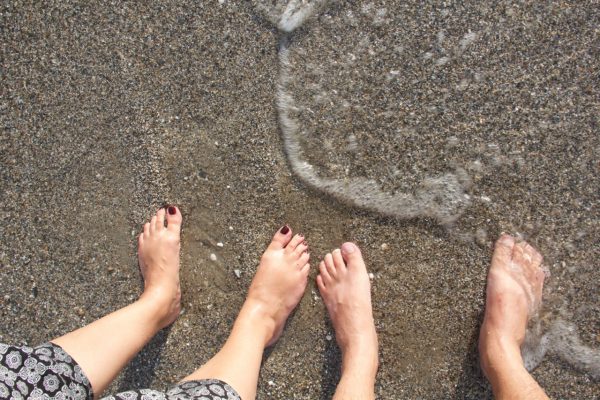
[139,207,546,398]
[138,208,378,389]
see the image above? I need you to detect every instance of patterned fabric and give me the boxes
[103,380,241,400]
[0,342,92,399]
[0,342,241,400]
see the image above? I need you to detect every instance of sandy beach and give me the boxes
[1,1,598,398]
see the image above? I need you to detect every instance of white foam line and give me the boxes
[548,319,600,380]
[278,0,325,32]
[277,40,469,224]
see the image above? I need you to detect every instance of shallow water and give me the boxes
[1,1,598,399]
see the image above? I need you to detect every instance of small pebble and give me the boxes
[380,243,389,250]
[234,269,241,278]
[229,226,234,231]
[368,272,375,280]
[210,253,217,261]
[217,242,224,247]
[267,380,275,386]
[75,307,85,317]
[326,334,332,341]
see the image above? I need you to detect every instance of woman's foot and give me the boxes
[138,206,183,329]
[317,242,378,400]
[479,234,549,399]
[245,225,311,346]
[180,226,310,400]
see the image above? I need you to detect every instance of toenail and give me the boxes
[341,242,356,254]
[280,225,290,234]
[168,206,176,215]
[302,240,308,246]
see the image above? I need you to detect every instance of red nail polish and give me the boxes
[302,240,308,246]
[168,206,176,215]
[280,225,290,234]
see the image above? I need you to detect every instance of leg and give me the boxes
[51,206,183,398]
[479,234,549,400]
[317,243,379,400]
[181,225,310,400]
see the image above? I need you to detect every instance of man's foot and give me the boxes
[244,225,311,346]
[317,242,378,399]
[479,234,545,379]
[138,206,183,328]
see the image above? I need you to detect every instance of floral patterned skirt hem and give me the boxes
[0,342,241,400]
[0,342,93,399]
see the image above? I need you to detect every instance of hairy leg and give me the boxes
[181,225,310,400]
[479,234,549,400]
[317,242,379,400]
[52,206,182,398]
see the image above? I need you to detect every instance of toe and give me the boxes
[294,242,309,257]
[526,244,543,268]
[316,274,327,293]
[324,253,337,278]
[512,242,528,266]
[143,222,151,237]
[332,249,347,271]
[298,251,310,267]
[340,242,366,272]
[319,261,332,283]
[166,206,183,233]
[491,234,514,266]
[286,233,305,252]
[300,263,310,276]
[155,208,166,230]
[268,225,293,250]
[150,215,158,233]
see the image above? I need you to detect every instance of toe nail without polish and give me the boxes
[341,242,355,254]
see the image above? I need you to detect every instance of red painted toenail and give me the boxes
[168,206,176,215]
[280,225,290,234]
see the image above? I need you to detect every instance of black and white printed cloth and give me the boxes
[0,342,241,400]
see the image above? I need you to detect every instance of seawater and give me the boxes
[253,0,599,381]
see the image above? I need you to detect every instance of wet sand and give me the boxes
[1,1,598,399]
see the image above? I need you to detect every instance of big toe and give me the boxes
[341,242,367,271]
[166,205,183,233]
[491,234,515,266]
[268,225,293,250]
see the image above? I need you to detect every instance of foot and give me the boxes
[244,225,310,346]
[317,243,378,397]
[479,234,545,379]
[138,206,183,329]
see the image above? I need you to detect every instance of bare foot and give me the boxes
[245,225,310,346]
[138,206,183,328]
[317,242,378,400]
[479,234,549,399]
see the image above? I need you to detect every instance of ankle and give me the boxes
[236,299,277,347]
[341,340,378,378]
[138,290,180,328]
[479,330,524,381]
